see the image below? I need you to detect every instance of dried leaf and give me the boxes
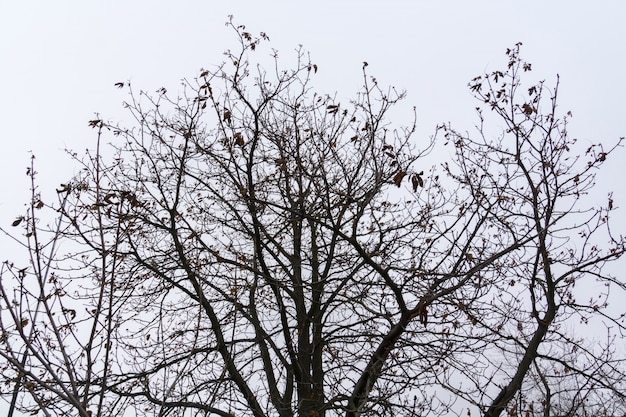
[393,171,407,187]
[522,103,535,116]
[12,217,23,227]
[234,132,244,146]
[63,308,77,320]
[411,175,419,192]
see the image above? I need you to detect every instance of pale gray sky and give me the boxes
[1,1,625,217]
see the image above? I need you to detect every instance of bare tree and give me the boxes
[0,145,121,417]
[431,44,626,417]
[1,23,624,417]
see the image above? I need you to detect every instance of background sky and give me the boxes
[1,1,625,218]
[1,1,625,414]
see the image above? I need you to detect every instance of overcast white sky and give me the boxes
[1,1,625,413]
[1,1,625,215]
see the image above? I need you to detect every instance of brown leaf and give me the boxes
[393,171,407,187]
[522,103,535,116]
[12,217,23,227]
[234,132,244,146]
[410,171,424,191]
[411,175,421,192]
[63,308,77,320]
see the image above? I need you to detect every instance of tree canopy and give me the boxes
[1,23,625,417]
